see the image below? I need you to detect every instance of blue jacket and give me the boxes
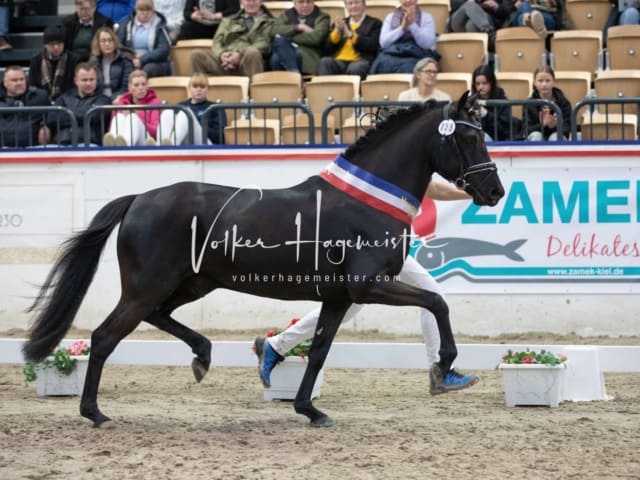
[179,99,227,144]
[97,0,136,24]
[117,10,171,69]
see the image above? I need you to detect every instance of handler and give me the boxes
[254,179,479,395]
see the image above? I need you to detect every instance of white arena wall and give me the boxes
[1,144,638,337]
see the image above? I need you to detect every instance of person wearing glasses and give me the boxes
[397,57,450,103]
[63,0,114,62]
[89,26,135,100]
[317,0,382,79]
[269,0,330,75]
[369,0,437,74]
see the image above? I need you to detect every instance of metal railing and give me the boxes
[571,97,640,142]
[0,105,77,147]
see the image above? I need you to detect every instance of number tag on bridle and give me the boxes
[438,119,456,137]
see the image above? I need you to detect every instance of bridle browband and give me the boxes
[440,103,497,190]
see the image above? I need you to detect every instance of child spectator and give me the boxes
[523,65,571,141]
[471,63,519,141]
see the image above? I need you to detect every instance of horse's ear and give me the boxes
[457,90,480,115]
[456,90,470,114]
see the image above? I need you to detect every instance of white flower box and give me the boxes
[264,356,324,401]
[498,363,567,408]
[34,356,89,396]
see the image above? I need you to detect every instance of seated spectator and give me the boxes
[63,0,114,62]
[448,0,514,51]
[369,0,437,74]
[178,0,240,40]
[117,0,172,77]
[604,0,639,47]
[0,65,50,147]
[29,25,81,103]
[191,0,274,78]
[511,0,560,39]
[523,65,571,141]
[45,63,112,145]
[471,63,519,141]
[103,68,163,145]
[397,57,450,102]
[89,26,135,100]
[269,0,330,75]
[318,0,381,79]
[97,0,136,23]
[0,2,12,51]
[157,72,226,144]
[154,0,186,43]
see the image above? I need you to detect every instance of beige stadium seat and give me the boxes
[565,0,613,30]
[581,113,638,140]
[494,27,546,73]
[147,76,190,104]
[264,1,293,18]
[605,25,640,70]
[554,70,592,123]
[550,30,603,80]
[250,71,303,119]
[223,118,280,145]
[315,0,347,20]
[281,113,335,144]
[207,76,250,123]
[436,72,471,100]
[418,0,450,35]
[496,71,532,118]
[170,39,212,76]
[305,75,361,128]
[359,73,413,101]
[594,69,640,114]
[436,32,488,73]
[339,114,374,144]
[365,0,397,21]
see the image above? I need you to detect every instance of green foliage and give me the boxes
[501,348,568,366]
[23,341,90,383]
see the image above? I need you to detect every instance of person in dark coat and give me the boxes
[523,65,572,141]
[0,65,50,147]
[178,0,240,40]
[318,0,382,78]
[47,63,112,145]
[89,26,135,100]
[63,0,114,62]
[28,25,81,103]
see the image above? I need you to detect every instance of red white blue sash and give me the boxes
[320,155,421,224]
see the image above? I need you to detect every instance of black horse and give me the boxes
[23,93,504,427]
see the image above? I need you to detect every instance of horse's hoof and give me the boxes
[91,414,112,428]
[310,415,334,428]
[191,358,209,383]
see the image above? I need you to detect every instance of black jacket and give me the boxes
[0,85,50,147]
[323,15,382,62]
[48,88,112,145]
[63,11,114,61]
[28,50,81,102]
[524,86,572,140]
[89,48,135,100]
[178,0,240,40]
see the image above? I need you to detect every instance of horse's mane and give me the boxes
[343,100,445,159]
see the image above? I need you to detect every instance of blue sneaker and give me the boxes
[429,363,479,395]
[253,336,284,388]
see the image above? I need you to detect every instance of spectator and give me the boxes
[89,26,135,100]
[318,0,382,78]
[448,0,514,51]
[511,0,560,39]
[154,0,186,42]
[0,1,12,51]
[369,0,437,74]
[523,65,571,141]
[191,0,274,78]
[157,72,226,144]
[178,0,240,40]
[97,0,136,23]
[471,63,519,141]
[0,66,50,147]
[117,0,172,78]
[397,57,450,102]
[28,25,81,103]
[269,0,330,75]
[46,63,112,146]
[63,0,114,62]
[103,68,163,146]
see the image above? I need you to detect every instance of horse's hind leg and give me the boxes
[80,299,156,427]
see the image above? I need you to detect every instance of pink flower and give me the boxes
[67,340,89,356]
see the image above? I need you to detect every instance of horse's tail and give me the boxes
[22,194,137,363]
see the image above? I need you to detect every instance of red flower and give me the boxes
[287,318,300,328]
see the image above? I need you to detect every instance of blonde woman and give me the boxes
[157,72,226,145]
[397,57,451,103]
[103,69,163,146]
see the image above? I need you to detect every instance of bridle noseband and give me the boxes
[439,103,497,190]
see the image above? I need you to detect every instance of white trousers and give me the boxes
[109,112,151,146]
[157,109,206,145]
[268,255,442,364]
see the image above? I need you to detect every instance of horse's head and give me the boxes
[432,91,505,206]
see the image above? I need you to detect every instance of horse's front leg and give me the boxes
[294,300,351,427]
